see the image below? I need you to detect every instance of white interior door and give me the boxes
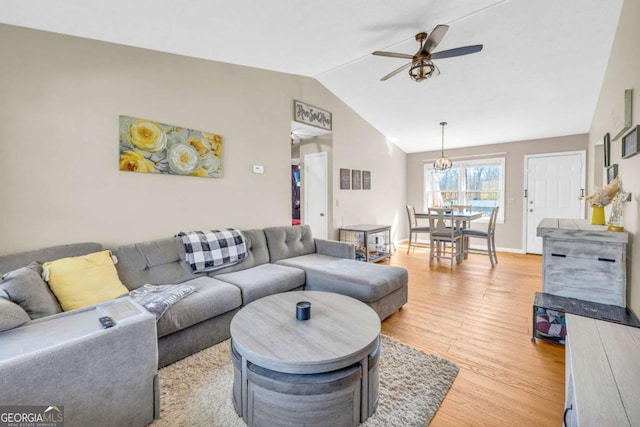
[303,152,328,239]
[524,152,585,254]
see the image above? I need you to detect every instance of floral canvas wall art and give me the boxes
[119,115,223,178]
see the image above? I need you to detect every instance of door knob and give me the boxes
[320,213,325,217]
[529,209,533,212]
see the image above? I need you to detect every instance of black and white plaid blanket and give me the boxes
[177,228,248,273]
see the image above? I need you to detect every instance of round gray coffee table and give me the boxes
[230,291,381,426]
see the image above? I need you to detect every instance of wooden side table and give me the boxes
[339,224,392,262]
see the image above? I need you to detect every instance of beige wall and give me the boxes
[0,24,407,254]
[589,0,640,314]
[406,134,588,251]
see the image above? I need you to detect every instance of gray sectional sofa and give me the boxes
[0,225,408,426]
[111,225,408,367]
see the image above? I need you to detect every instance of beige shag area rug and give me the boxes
[152,335,458,426]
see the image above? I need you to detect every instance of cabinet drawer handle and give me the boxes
[563,404,573,427]
[597,257,615,262]
[551,253,567,258]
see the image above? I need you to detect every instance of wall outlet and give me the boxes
[253,165,264,174]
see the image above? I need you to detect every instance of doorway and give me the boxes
[523,151,586,254]
[303,152,328,239]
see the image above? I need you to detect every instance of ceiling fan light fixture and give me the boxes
[408,59,435,82]
[433,121,452,172]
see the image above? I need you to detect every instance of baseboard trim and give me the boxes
[396,238,526,254]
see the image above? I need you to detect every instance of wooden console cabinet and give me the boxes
[536,218,628,307]
[564,314,640,426]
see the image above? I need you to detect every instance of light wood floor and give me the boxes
[382,243,565,426]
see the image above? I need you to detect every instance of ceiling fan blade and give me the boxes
[381,62,412,81]
[430,44,483,60]
[372,51,414,60]
[422,25,449,54]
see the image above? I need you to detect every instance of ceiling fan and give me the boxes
[372,24,483,82]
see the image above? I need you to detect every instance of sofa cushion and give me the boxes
[276,254,408,303]
[112,237,198,291]
[0,242,102,276]
[43,250,129,311]
[0,297,31,332]
[156,276,242,338]
[113,230,270,291]
[0,262,62,319]
[208,229,270,276]
[215,263,305,305]
[264,225,316,263]
[129,284,197,320]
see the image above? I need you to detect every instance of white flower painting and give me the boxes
[119,115,223,178]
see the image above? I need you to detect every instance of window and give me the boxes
[424,157,505,222]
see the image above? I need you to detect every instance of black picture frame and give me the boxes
[607,164,618,184]
[339,168,350,189]
[362,171,371,190]
[352,170,361,190]
[604,133,611,167]
[622,125,639,159]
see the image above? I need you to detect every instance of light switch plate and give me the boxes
[253,165,264,174]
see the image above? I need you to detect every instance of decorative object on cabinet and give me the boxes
[536,218,628,307]
[362,171,371,190]
[607,191,630,232]
[606,164,618,184]
[339,225,391,263]
[591,205,605,225]
[583,176,620,205]
[611,89,632,141]
[352,170,362,190]
[603,132,611,167]
[119,115,223,178]
[340,168,351,190]
[293,100,332,131]
[621,125,639,159]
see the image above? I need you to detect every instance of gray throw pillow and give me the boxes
[0,262,62,319]
[0,297,30,332]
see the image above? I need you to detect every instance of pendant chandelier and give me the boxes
[433,121,452,171]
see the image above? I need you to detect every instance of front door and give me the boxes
[524,151,585,254]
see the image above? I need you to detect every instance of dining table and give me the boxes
[415,209,485,259]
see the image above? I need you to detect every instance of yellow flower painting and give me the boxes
[119,115,223,178]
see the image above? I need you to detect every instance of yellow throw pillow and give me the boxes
[43,250,129,311]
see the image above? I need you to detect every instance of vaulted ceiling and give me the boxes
[0,0,622,152]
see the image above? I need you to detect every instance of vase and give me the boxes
[607,192,628,231]
[591,205,605,225]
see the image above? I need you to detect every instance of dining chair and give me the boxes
[462,206,499,267]
[406,205,430,254]
[428,207,463,269]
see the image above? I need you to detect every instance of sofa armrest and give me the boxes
[0,297,159,426]
[315,239,355,259]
